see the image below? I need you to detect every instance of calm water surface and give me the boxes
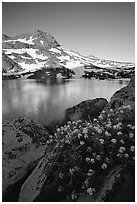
[2,78,129,125]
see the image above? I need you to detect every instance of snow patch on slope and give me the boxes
[49,48,62,54]
[4,36,37,45]
[5,48,49,60]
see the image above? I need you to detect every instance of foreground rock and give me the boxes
[77,165,134,202]
[19,142,64,202]
[2,117,49,201]
[65,98,108,122]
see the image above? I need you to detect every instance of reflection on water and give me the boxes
[2,78,129,125]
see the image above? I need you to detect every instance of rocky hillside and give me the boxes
[2,30,135,79]
[2,75,135,202]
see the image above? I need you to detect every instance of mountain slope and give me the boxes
[2,30,135,79]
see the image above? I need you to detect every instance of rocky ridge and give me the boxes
[2,30,135,79]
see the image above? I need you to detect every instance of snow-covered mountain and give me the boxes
[2,30,135,79]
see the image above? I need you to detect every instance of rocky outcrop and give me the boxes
[18,142,64,202]
[2,52,23,73]
[2,30,134,77]
[105,74,135,111]
[2,117,49,201]
[65,98,108,122]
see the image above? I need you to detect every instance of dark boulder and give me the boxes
[105,74,135,111]
[65,98,108,122]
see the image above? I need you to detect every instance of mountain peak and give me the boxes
[33,29,49,37]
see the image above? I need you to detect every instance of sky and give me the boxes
[2,2,135,62]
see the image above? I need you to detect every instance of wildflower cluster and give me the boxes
[46,105,134,201]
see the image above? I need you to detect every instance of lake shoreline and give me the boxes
[2,74,135,202]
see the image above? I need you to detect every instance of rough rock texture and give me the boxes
[18,142,64,202]
[65,98,108,122]
[2,52,23,73]
[77,165,135,202]
[2,30,134,78]
[105,74,135,111]
[2,117,49,201]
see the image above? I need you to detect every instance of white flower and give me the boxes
[94,127,102,134]
[86,158,90,162]
[71,192,77,200]
[86,122,91,126]
[127,124,132,128]
[60,127,64,131]
[101,163,107,169]
[80,141,85,145]
[72,121,76,125]
[96,155,101,160]
[67,121,71,125]
[120,110,124,114]
[113,123,122,130]
[84,179,89,187]
[99,139,104,144]
[84,134,88,139]
[120,139,125,144]
[59,172,64,179]
[74,166,79,171]
[98,115,103,120]
[111,138,117,144]
[89,169,95,174]
[130,146,135,152]
[90,158,95,164]
[73,129,79,134]
[78,133,82,138]
[117,131,122,136]
[124,153,129,158]
[110,109,113,112]
[105,131,111,137]
[64,127,68,132]
[105,158,110,163]
[65,139,70,144]
[119,146,125,153]
[87,188,95,196]
[87,169,95,176]
[106,123,112,129]
[102,110,106,114]
[131,126,135,130]
[69,168,74,174]
[129,132,134,139]
[83,128,88,134]
[58,186,64,193]
[117,153,122,158]
[93,118,97,122]
[49,135,53,139]
[122,105,131,109]
[87,147,92,152]
[57,128,61,132]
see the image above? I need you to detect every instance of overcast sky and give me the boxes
[2,2,135,62]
